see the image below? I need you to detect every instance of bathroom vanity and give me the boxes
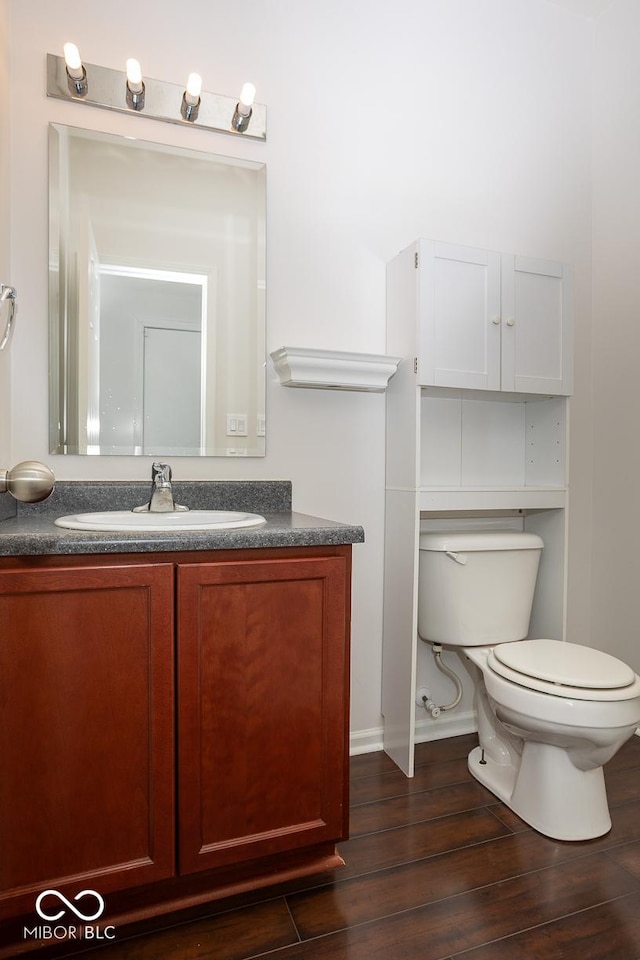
[0,481,363,953]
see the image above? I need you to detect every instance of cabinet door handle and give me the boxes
[491,316,501,325]
[506,317,515,327]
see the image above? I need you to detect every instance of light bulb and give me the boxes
[238,82,256,116]
[126,58,143,93]
[185,72,202,106]
[63,42,84,81]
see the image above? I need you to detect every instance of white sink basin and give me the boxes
[54,510,267,532]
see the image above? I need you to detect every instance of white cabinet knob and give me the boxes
[506,317,515,327]
[492,316,501,325]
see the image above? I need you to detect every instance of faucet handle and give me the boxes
[132,461,189,513]
[152,462,172,487]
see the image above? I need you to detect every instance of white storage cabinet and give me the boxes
[383,239,572,776]
[415,239,572,395]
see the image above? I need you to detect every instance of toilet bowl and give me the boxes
[418,531,640,841]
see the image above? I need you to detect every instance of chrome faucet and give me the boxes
[133,462,189,513]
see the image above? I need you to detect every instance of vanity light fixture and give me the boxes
[47,48,267,140]
[125,57,145,110]
[63,42,87,96]
[231,82,256,133]
[181,72,202,121]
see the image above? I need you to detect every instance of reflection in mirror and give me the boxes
[49,123,266,456]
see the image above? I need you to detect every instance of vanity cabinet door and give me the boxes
[177,551,351,875]
[0,562,175,918]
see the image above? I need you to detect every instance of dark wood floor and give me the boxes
[47,732,640,959]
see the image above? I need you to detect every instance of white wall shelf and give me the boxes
[270,346,401,392]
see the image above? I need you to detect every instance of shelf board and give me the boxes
[418,487,567,511]
[270,346,401,392]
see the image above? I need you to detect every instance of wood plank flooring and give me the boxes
[35,733,640,959]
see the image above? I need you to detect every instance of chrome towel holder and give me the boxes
[0,283,16,351]
[0,460,55,503]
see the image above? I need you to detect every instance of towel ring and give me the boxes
[0,284,17,351]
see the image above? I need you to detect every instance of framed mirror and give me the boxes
[49,123,266,456]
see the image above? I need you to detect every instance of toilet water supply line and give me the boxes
[416,545,467,718]
[417,642,464,719]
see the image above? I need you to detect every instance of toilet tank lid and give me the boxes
[419,530,544,552]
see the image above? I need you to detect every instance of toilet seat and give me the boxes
[487,639,640,701]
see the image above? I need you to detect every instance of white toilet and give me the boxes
[418,530,640,841]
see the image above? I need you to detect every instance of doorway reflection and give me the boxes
[96,266,207,456]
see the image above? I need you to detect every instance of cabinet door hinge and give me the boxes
[414,252,419,269]
[414,357,418,375]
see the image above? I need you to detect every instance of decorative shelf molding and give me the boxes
[270,347,401,393]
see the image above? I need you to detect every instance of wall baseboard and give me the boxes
[415,709,477,744]
[349,726,385,756]
[349,710,478,756]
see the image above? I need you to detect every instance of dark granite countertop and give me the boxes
[0,481,365,557]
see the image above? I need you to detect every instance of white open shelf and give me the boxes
[420,393,566,494]
[418,486,566,512]
[270,346,401,392]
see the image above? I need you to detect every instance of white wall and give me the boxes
[7,0,594,746]
[591,0,640,672]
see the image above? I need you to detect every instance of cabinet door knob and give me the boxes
[506,317,515,327]
[491,316,501,325]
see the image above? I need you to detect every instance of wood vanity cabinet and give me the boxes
[0,561,176,918]
[0,545,351,938]
[177,552,350,873]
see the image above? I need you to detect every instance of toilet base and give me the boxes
[468,743,612,841]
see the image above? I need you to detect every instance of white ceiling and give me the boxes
[545,0,616,17]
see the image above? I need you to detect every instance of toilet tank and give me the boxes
[418,530,543,646]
